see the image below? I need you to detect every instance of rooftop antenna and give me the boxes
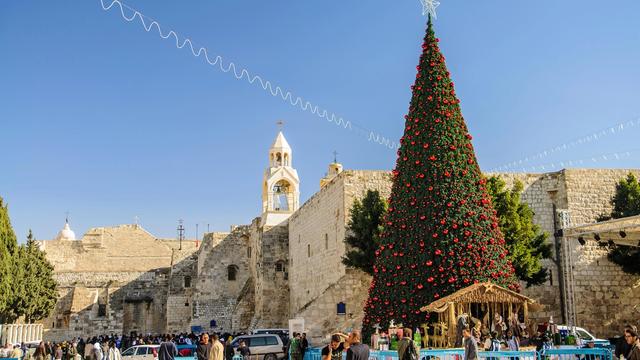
[177,219,185,250]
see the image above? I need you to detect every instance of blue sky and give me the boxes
[1,1,639,241]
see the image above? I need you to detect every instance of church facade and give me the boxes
[38,131,640,342]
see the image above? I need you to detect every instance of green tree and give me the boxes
[343,190,388,275]
[486,176,552,287]
[20,230,58,322]
[362,17,518,339]
[0,196,19,323]
[605,173,640,274]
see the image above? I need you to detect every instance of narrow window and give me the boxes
[325,233,329,250]
[549,271,553,286]
[184,276,192,288]
[228,265,238,281]
[276,261,285,272]
[247,246,252,258]
[307,244,311,258]
[98,304,107,317]
[337,302,346,315]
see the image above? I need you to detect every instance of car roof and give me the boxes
[236,334,280,338]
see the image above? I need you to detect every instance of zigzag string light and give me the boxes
[492,149,638,173]
[490,117,640,172]
[99,0,400,150]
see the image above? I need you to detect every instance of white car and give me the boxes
[557,325,609,346]
[121,345,160,360]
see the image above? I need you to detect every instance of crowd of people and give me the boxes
[2,323,639,360]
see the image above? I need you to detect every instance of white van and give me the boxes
[231,334,286,360]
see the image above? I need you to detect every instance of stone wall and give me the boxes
[39,224,198,341]
[562,169,640,337]
[43,270,170,341]
[249,219,289,329]
[288,170,391,334]
[190,228,251,333]
[294,269,372,347]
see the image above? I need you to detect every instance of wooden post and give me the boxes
[523,302,529,323]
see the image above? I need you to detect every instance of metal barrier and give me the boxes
[540,348,612,360]
[303,347,608,360]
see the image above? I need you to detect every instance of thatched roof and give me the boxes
[420,282,536,313]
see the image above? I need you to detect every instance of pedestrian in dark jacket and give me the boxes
[463,328,478,360]
[196,334,211,360]
[617,325,638,360]
[159,336,178,360]
[625,327,640,360]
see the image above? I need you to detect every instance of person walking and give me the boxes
[625,327,640,360]
[345,331,369,360]
[158,336,178,360]
[300,334,308,360]
[321,333,349,360]
[618,325,638,360]
[92,340,102,360]
[196,334,211,360]
[463,328,478,360]
[223,337,234,360]
[67,342,78,360]
[236,340,250,360]
[34,343,48,360]
[208,335,224,360]
[288,334,302,360]
[107,342,121,360]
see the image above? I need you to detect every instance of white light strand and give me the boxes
[489,117,640,172]
[99,0,400,150]
[490,149,639,173]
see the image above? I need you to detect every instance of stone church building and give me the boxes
[38,131,640,342]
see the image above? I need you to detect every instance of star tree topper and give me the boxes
[419,0,440,19]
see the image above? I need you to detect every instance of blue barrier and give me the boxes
[541,348,612,360]
[303,347,608,360]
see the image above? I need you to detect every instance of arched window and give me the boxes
[284,153,290,166]
[275,260,285,272]
[184,276,192,288]
[307,244,311,258]
[228,265,238,281]
[273,180,291,211]
[276,152,282,166]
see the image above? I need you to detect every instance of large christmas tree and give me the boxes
[362,17,518,337]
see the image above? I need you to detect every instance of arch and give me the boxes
[273,179,291,211]
[275,152,282,167]
[284,153,290,166]
[227,265,239,281]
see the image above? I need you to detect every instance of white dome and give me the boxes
[55,221,76,241]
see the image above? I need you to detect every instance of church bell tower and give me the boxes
[261,130,300,226]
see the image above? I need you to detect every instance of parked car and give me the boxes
[557,325,611,348]
[252,329,290,346]
[231,334,285,360]
[121,345,160,360]
[176,344,197,360]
